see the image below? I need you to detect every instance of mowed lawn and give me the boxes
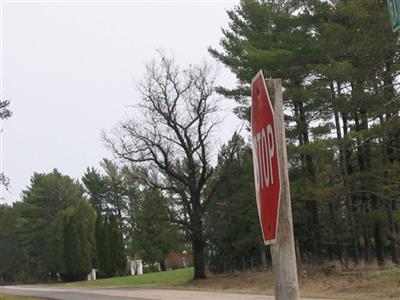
[64,267,193,288]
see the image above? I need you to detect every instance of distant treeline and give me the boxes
[0,166,180,283]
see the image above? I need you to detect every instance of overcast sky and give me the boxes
[1,0,242,204]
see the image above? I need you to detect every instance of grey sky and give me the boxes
[2,1,242,204]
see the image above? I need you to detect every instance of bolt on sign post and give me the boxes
[387,0,400,32]
[251,70,299,300]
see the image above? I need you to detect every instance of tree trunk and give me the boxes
[339,111,359,263]
[297,100,321,260]
[160,262,167,271]
[372,215,385,266]
[382,62,400,266]
[356,104,385,266]
[361,202,372,263]
[387,195,400,265]
[331,84,359,264]
[383,130,400,265]
[362,223,372,263]
[329,200,344,264]
[295,239,302,271]
[192,237,206,279]
[191,195,207,279]
[260,244,267,270]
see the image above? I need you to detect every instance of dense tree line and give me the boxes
[208,0,400,268]
[205,135,266,273]
[0,170,96,282]
[82,160,181,276]
[0,165,179,282]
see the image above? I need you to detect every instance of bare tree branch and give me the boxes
[104,54,223,232]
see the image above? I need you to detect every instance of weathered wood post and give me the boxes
[267,79,299,300]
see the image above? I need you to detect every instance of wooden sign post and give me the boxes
[267,79,299,300]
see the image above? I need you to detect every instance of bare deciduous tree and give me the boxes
[105,54,231,279]
[0,100,11,120]
[0,100,11,192]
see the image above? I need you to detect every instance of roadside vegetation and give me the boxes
[186,267,400,300]
[52,266,399,299]
[63,268,193,288]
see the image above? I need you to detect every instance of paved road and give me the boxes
[1,286,140,300]
[1,285,330,300]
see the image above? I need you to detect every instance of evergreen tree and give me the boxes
[74,200,96,275]
[0,203,26,282]
[18,170,84,279]
[82,167,108,213]
[108,214,126,276]
[131,188,180,270]
[63,215,85,281]
[2,170,98,282]
[83,160,128,230]
[206,135,264,272]
[210,0,400,265]
[95,214,112,277]
[210,0,329,260]
[102,159,127,226]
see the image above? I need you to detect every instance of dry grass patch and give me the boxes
[182,267,400,300]
[183,269,274,294]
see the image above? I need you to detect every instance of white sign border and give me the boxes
[251,69,282,246]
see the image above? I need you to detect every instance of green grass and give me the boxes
[63,267,194,288]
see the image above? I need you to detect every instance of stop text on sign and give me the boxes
[253,124,275,191]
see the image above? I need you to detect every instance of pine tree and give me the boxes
[210,0,400,265]
[63,215,85,281]
[17,170,88,280]
[95,214,112,277]
[206,134,264,272]
[209,0,327,261]
[131,188,179,269]
[108,214,126,276]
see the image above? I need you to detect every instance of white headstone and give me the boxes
[155,262,161,272]
[182,256,186,268]
[130,260,136,276]
[182,250,188,268]
[136,260,143,275]
[91,269,97,281]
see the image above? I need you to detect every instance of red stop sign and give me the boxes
[251,70,281,244]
